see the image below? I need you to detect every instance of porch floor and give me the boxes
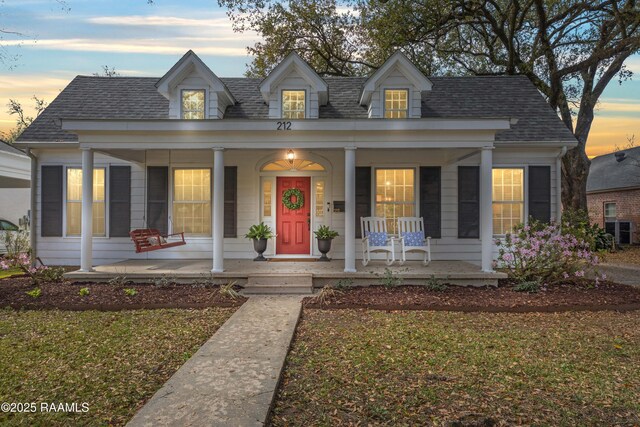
[66,259,506,287]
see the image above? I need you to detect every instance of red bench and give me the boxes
[129,229,186,253]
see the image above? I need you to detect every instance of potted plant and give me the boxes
[314,225,339,261]
[245,222,274,261]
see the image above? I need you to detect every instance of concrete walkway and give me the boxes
[599,263,640,287]
[127,296,302,427]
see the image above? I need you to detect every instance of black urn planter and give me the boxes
[252,238,268,261]
[317,238,333,261]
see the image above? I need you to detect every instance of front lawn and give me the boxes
[272,310,640,426]
[0,267,22,279]
[0,308,236,426]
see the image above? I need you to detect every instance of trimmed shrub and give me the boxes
[496,221,603,285]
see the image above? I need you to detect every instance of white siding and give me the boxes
[34,146,560,266]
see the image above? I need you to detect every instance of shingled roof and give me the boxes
[587,146,640,192]
[18,74,577,144]
[0,140,26,156]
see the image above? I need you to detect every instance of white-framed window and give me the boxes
[604,202,617,221]
[315,179,325,217]
[172,168,211,236]
[282,90,305,119]
[66,168,106,237]
[262,180,273,217]
[384,89,409,118]
[492,168,524,235]
[181,89,206,119]
[375,168,416,234]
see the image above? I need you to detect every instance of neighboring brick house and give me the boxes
[587,146,640,244]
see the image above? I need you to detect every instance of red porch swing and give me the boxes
[129,229,186,253]
[129,151,188,253]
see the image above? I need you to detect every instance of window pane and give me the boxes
[384,90,408,119]
[261,159,324,171]
[66,168,105,236]
[315,180,324,217]
[282,90,305,119]
[93,202,105,236]
[173,169,211,236]
[67,168,82,201]
[604,203,616,219]
[375,168,415,234]
[93,169,105,201]
[492,168,524,234]
[263,180,272,217]
[181,90,205,119]
[66,202,81,236]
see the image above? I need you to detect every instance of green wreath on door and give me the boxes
[282,188,304,210]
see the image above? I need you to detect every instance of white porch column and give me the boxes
[344,147,357,273]
[556,146,567,225]
[480,146,494,272]
[212,148,225,273]
[80,148,94,272]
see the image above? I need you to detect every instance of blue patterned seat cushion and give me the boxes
[401,231,424,247]
[365,231,388,246]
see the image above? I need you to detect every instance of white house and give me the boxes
[0,140,31,225]
[15,50,577,275]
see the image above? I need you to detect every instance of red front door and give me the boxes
[276,177,311,254]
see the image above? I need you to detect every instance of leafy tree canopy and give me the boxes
[221,0,640,209]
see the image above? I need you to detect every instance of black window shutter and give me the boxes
[41,165,63,237]
[355,167,371,238]
[224,166,237,238]
[109,166,131,237]
[420,167,441,238]
[458,166,480,238]
[146,166,168,234]
[528,166,551,223]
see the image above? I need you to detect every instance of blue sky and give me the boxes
[1,0,638,156]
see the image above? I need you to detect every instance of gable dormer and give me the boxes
[259,52,328,119]
[360,52,433,119]
[156,50,236,119]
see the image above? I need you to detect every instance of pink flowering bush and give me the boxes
[496,221,603,286]
[1,230,64,284]
[0,252,64,285]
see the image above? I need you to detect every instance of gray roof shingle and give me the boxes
[18,74,576,144]
[587,146,640,192]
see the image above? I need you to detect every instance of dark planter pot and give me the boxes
[317,238,333,261]
[252,238,268,261]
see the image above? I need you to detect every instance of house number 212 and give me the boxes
[277,121,292,130]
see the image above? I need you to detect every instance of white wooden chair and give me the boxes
[360,217,396,266]
[397,217,431,266]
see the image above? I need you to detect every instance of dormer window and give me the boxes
[384,89,408,118]
[282,90,306,119]
[181,89,206,119]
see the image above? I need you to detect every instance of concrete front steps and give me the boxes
[243,273,314,295]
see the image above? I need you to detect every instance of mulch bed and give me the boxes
[304,279,640,312]
[0,276,247,311]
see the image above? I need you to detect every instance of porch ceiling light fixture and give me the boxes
[286,149,295,165]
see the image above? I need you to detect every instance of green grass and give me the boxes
[0,308,236,426]
[272,310,640,426]
[0,268,22,279]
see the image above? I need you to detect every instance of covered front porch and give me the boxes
[41,115,527,278]
[65,258,506,287]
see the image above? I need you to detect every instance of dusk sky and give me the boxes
[1,0,638,157]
